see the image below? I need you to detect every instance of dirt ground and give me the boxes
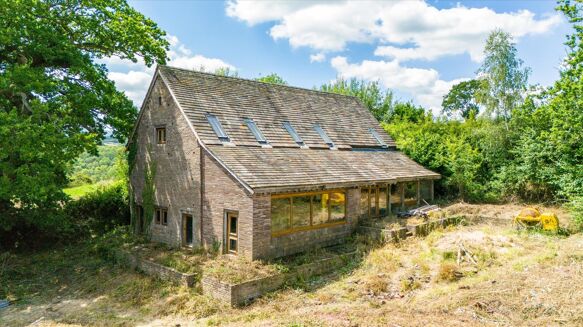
[2,203,581,327]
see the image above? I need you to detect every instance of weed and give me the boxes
[363,275,389,295]
[437,262,462,282]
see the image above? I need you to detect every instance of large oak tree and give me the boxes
[0,0,169,234]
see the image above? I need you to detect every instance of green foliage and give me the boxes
[65,181,130,236]
[476,29,531,123]
[68,145,125,185]
[0,0,168,235]
[255,73,288,85]
[140,147,156,236]
[442,80,481,119]
[320,78,395,122]
[214,67,238,77]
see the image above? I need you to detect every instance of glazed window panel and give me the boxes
[378,186,388,216]
[420,180,432,202]
[370,187,378,216]
[360,187,369,217]
[271,197,291,233]
[404,182,418,208]
[292,195,311,228]
[330,192,346,222]
[311,193,329,225]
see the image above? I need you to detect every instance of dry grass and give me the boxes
[3,203,581,326]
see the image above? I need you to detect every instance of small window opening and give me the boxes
[369,128,388,148]
[244,118,268,144]
[158,96,162,106]
[283,121,304,146]
[156,127,166,144]
[314,124,334,148]
[155,207,168,226]
[206,113,230,142]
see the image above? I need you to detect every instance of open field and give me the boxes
[1,203,581,326]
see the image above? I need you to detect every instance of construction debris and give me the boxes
[397,202,441,219]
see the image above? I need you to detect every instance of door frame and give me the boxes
[224,210,239,255]
[181,213,194,247]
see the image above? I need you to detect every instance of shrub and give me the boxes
[437,262,462,282]
[65,181,130,236]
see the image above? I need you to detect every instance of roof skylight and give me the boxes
[313,124,334,148]
[244,118,268,144]
[283,121,304,146]
[369,128,388,148]
[206,113,230,142]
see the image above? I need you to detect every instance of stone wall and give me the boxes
[201,153,254,258]
[252,188,360,259]
[130,77,202,247]
[202,251,358,306]
[124,252,196,287]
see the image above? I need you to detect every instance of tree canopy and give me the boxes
[319,78,395,122]
[442,80,482,120]
[475,29,530,124]
[0,0,169,233]
[255,73,288,85]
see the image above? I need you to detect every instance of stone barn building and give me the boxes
[129,65,439,260]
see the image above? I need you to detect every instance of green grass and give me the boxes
[63,181,113,199]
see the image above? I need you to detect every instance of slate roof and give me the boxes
[207,146,440,193]
[158,66,394,149]
[155,65,439,193]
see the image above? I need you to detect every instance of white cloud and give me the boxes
[104,35,234,105]
[331,56,467,111]
[310,53,326,63]
[227,0,561,62]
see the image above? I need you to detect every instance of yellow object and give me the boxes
[513,207,559,232]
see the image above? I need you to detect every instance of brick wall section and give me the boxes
[252,188,361,259]
[130,77,201,247]
[202,153,254,258]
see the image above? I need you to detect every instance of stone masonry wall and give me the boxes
[252,188,361,259]
[202,153,254,258]
[130,77,201,247]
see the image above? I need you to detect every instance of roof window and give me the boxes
[313,124,334,148]
[206,113,230,142]
[283,121,304,146]
[369,128,388,148]
[244,118,268,145]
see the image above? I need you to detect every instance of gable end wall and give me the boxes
[130,76,201,247]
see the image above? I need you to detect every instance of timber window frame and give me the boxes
[313,124,335,148]
[271,189,346,237]
[156,126,166,144]
[360,184,391,218]
[155,207,168,226]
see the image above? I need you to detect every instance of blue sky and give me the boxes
[106,1,571,112]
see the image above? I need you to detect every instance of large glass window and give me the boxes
[390,184,401,213]
[378,186,388,216]
[312,193,329,225]
[420,180,433,202]
[271,198,291,233]
[360,187,369,218]
[292,195,311,227]
[330,192,345,221]
[404,182,418,208]
[271,190,346,236]
[370,187,378,216]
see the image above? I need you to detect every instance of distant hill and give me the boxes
[68,145,124,185]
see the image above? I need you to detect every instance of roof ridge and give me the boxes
[159,65,360,100]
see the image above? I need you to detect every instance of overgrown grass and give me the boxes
[63,181,114,199]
